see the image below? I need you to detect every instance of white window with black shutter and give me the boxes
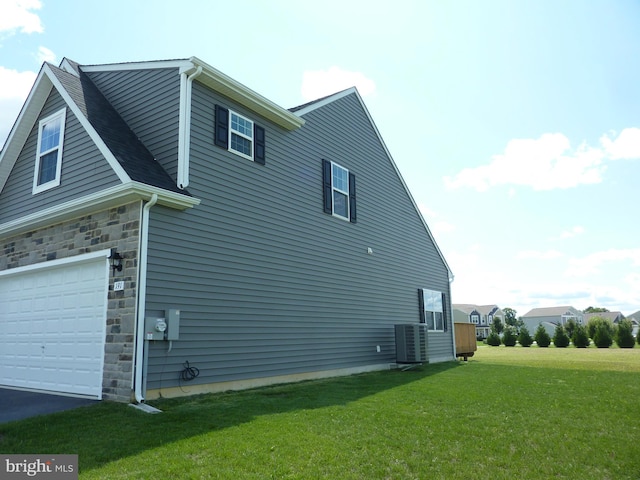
[322,159,356,223]
[418,288,447,332]
[215,105,266,164]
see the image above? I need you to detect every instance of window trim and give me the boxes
[330,161,350,221]
[228,109,254,161]
[419,288,446,332]
[33,108,66,194]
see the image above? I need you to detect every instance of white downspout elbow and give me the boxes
[134,193,158,403]
[177,65,203,189]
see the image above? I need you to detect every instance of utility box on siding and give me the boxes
[395,324,428,363]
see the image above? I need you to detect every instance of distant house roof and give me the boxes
[453,304,500,315]
[522,306,581,318]
[583,312,624,323]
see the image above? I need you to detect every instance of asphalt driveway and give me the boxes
[0,388,97,424]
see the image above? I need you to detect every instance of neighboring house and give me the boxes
[626,310,640,337]
[452,304,503,339]
[583,311,624,325]
[521,306,584,337]
[0,57,455,403]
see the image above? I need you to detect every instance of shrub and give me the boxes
[518,326,533,347]
[534,324,551,347]
[487,331,501,346]
[615,319,635,348]
[553,325,570,348]
[564,318,578,339]
[572,324,591,348]
[587,316,614,340]
[593,323,613,348]
[502,326,517,347]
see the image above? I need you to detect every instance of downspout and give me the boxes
[448,274,457,359]
[134,193,158,403]
[177,65,203,189]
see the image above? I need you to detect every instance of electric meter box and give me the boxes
[144,317,167,341]
[166,309,180,340]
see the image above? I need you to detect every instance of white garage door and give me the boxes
[0,253,108,399]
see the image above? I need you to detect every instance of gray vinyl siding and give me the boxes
[144,85,453,390]
[0,90,120,224]
[86,68,181,181]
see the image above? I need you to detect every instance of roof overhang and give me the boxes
[80,57,305,131]
[0,182,200,239]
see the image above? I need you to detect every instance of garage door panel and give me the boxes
[0,256,108,399]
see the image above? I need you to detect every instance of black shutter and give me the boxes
[214,105,228,149]
[442,292,448,331]
[322,159,332,214]
[418,289,425,323]
[254,124,265,165]
[349,172,357,223]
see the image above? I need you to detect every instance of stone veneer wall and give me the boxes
[1,201,142,402]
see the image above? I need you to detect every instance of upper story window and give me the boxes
[322,159,356,223]
[33,108,66,194]
[215,105,266,164]
[229,111,253,158]
[471,314,480,325]
[419,288,446,332]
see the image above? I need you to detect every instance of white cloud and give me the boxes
[559,226,585,239]
[600,128,640,160]
[444,126,640,192]
[516,250,563,260]
[36,45,56,64]
[301,66,376,101]
[0,0,43,35]
[0,66,37,146]
[565,248,640,277]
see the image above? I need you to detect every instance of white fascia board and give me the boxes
[0,66,52,192]
[43,64,131,184]
[81,57,304,131]
[0,182,200,239]
[292,87,357,117]
[189,57,305,131]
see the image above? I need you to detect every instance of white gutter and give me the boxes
[134,193,158,403]
[177,65,203,189]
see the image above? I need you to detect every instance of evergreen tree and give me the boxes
[487,330,501,346]
[615,319,635,348]
[572,324,591,348]
[518,326,533,347]
[502,326,517,347]
[553,325,570,347]
[534,324,551,347]
[564,318,578,340]
[593,323,613,348]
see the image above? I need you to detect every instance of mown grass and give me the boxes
[1,347,639,479]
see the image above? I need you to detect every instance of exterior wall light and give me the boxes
[109,249,123,275]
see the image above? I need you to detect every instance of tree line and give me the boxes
[485,308,638,348]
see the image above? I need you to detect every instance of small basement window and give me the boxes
[33,108,66,194]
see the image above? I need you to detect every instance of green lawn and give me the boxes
[1,346,639,479]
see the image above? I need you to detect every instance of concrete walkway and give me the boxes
[0,388,97,424]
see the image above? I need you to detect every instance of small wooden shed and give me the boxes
[454,322,477,361]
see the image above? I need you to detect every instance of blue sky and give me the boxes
[1,0,639,317]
